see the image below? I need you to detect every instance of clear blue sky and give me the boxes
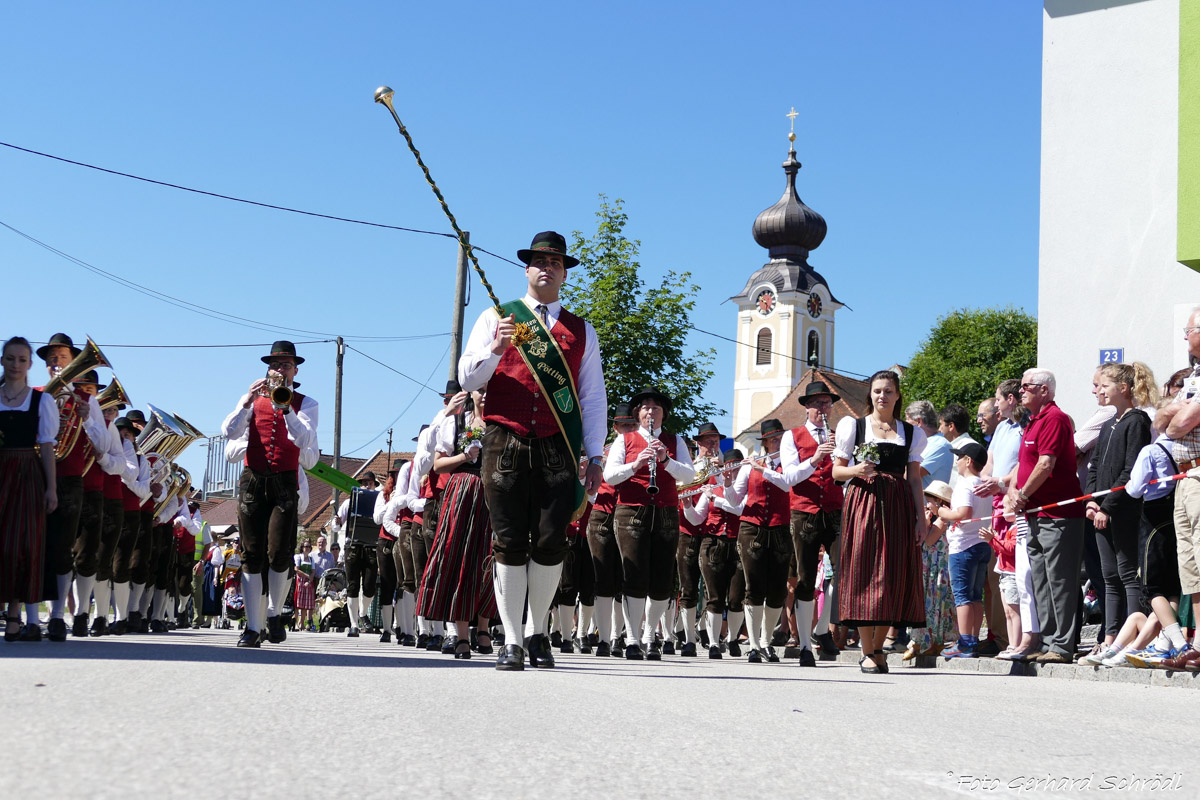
[0,2,1042,486]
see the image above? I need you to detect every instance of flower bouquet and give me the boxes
[458,425,485,453]
[853,442,882,465]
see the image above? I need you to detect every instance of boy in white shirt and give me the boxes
[936,442,993,658]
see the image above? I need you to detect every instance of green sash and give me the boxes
[499,300,587,520]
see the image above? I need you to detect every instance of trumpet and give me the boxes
[263,370,293,410]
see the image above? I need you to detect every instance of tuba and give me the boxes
[677,454,719,494]
[97,376,132,413]
[44,337,111,462]
[136,404,201,463]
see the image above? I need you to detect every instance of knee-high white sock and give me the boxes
[813,586,832,635]
[256,584,268,632]
[241,573,263,632]
[595,597,614,644]
[138,585,153,615]
[417,615,429,635]
[580,603,594,638]
[359,593,371,619]
[621,596,646,646]
[24,603,41,624]
[706,611,722,645]
[112,582,130,622]
[612,599,624,639]
[682,609,696,644]
[549,606,560,635]
[73,575,96,619]
[795,599,815,650]
[150,588,165,621]
[348,596,361,629]
[762,605,782,648]
[399,592,414,635]
[128,583,145,615]
[744,605,763,650]
[644,598,669,645]
[93,580,112,622]
[494,563,529,648]
[51,573,72,618]
[726,610,745,646]
[557,604,575,638]
[661,599,677,638]
[524,562,562,639]
[267,569,289,617]
[432,620,444,636]
[380,604,393,634]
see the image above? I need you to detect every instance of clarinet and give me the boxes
[646,432,660,496]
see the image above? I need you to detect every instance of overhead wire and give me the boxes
[342,342,452,455]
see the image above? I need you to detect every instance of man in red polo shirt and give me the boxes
[1005,368,1084,664]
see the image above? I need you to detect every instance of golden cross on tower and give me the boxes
[786,106,799,143]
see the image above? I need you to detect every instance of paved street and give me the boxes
[1,628,1193,799]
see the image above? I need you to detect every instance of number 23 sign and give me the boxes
[1099,348,1124,364]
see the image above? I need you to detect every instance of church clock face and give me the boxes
[806,293,823,319]
[755,288,777,316]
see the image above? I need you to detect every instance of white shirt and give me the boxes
[435,412,485,458]
[155,495,183,525]
[94,417,128,476]
[121,442,153,502]
[779,419,833,486]
[80,394,109,453]
[684,485,744,524]
[602,426,696,486]
[221,392,319,470]
[0,388,60,444]
[728,457,791,506]
[413,411,446,479]
[406,459,425,513]
[946,474,992,554]
[458,294,608,458]
[832,415,927,466]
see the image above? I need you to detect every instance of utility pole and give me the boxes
[449,232,470,381]
[332,335,345,519]
[386,428,393,470]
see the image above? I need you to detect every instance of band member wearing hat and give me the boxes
[684,449,746,658]
[675,421,726,655]
[726,418,795,663]
[831,370,928,674]
[588,403,636,657]
[459,231,607,671]
[1,337,59,643]
[555,457,596,654]
[110,415,153,634]
[603,387,696,660]
[90,396,133,635]
[778,381,843,665]
[377,458,410,643]
[148,493,185,632]
[222,341,319,647]
[334,471,380,637]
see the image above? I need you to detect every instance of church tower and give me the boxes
[731,132,843,438]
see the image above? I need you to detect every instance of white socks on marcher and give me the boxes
[795,599,815,650]
[580,604,594,639]
[348,597,361,629]
[621,596,646,646]
[266,569,289,617]
[705,611,722,646]
[762,605,782,648]
[242,573,263,632]
[557,604,575,638]
[644,598,669,646]
[524,562,562,640]
[51,573,72,619]
[128,583,145,616]
[682,609,696,644]
[24,603,41,624]
[726,610,744,648]
[73,575,96,619]
[744,605,763,651]
[380,604,393,635]
[595,597,614,644]
[112,582,130,622]
[494,563,528,647]
[93,580,111,623]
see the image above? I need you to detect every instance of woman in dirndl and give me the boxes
[417,389,497,659]
[831,370,928,673]
[1,336,60,642]
[293,539,316,631]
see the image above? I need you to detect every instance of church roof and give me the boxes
[735,368,870,441]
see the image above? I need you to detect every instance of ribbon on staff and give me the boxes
[959,471,1193,524]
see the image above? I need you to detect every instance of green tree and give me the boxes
[901,307,1038,440]
[562,195,722,435]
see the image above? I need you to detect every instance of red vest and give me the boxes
[245,392,306,473]
[593,480,616,515]
[378,492,398,541]
[567,501,593,538]
[175,527,196,556]
[789,426,844,513]
[741,466,790,527]
[103,469,124,501]
[615,431,678,508]
[679,502,703,536]
[121,482,142,512]
[82,461,105,493]
[483,308,586,438]
[703,486,740,538]
[58,391,90,478]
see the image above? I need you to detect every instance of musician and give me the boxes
[172,499,205,629]
[1,336,59,643]
[586,403,636,658]
[376,458,409,644]
[147,492,186,632]
[123,409,165,634]
[334,471,380,638]
[555,458,596,654]
[727,418,795,663]
[90,395,131,635]
[684,449,746,658]
[603,387,695,660]
[222,341,319,648]
[676,421,726,656]
[778,381,844,666]
[110,415,152,635]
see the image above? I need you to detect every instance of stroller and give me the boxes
[317,567,349,632]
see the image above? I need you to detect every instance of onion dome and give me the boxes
[751,144,827,262]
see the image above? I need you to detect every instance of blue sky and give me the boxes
[0,2,1042,486]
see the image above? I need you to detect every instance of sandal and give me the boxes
[872,650,890,674]
[475,633,493,655]
[454,640,472,660]
[859,655,881,674]
[881,633,898,653]
[4,615,21,643]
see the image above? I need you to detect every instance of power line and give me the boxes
[344,343,445,395]
[687,323,873,380]
[63,334,448,349]
[343,342,451,455]
[0,140,525,268]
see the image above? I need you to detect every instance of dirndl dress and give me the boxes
[294,562,315,610]
[0,390,48,603]
[417,465,498,622]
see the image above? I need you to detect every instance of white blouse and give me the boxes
[833,415,926,465]
[0,388,60,444]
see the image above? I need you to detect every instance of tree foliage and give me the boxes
[900,307,1038,439]
[561,195,721,435]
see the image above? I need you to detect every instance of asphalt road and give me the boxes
[1,628,1192,799]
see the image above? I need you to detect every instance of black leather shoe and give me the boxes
[798,648,817,667]
[72,614,89,638]
[698,630,710,648]
[728,640,741,658]
[426,634,444,651]
[625,643,644,660]
[109,620,125,636]
[441,637,457,655]
[681,641,698,657]
[126,611,142,634]
[595,641,611,657]
[347,627,360,638]
[615,635,627,651]
[47,618,67,641]
[586,632,599,649]
[859,655,880,674]
[237,629,261,648]
[495,644,525,671]
[90,618,108,637]
[267,616,286,644]
[19,622,43,642]
[416,633,429,649]
[646,641,662,661]
[577,636,592,654]
[149,619,167,633]
[257,629,270,646]
[379,630,391,643]
[771,628,789,647]
[527,634,556,668]
[816,632,840,657]
[559,639,573,654]
[403,634,417,647]
[550,630,563,648]
[747,648,763,664]
[767,646,780,663]
[662,640,675,656]
[138,615,150,634]
[454,640,472,660]
[708,645,722,659]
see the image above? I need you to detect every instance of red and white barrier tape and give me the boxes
[959,471,1193,524]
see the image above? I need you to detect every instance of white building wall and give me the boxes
[1040,0,1199,425]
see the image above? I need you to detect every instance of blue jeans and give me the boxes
[949,542,991,607]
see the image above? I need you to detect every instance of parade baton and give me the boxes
[962,472,1192,523]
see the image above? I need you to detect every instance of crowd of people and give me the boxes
[4,234,1200,677]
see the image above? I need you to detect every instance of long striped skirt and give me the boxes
[908,537,955,651]
[416,472,498,622]
[836,472,926,628]
[0,449,46,603]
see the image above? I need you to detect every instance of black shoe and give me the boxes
[125,611,141,633]
[662,640,675,656]
[815,631,840,657]
[257,629,270,645]
[379,630,392,643]
[975,638,1001,657]
[138,615,150,634]
[615,635,627,651]
[19,622,42,642]
[90,618,108,637]
[576,636,592,654]
[237,629,261,648]
[595,641,611,657]
[708,645,722,659]
[798,648,817,667]
[496,644,525,671]
[681,641,697,657]
[859,655,880,674]
[747,648,763,664]
[109,620,126,636]
[441,637,457,655]
[625,643,644,660]
[454,640,472,660]
[526,634,556,668]
[767,646,780,663]
[47,617,67,642]
[347,627,360,638]
[647,641,662,661]
[426,635,444,651]
[267,616,286,644]
[475,635,494,655]
[72,614,89,638]
[698,629,710,648]
[611,641,626,657]
[550,630,563,648]
[149,619,167,633]
[728,640,741,658]
[416,633,429,649]
[559,639,574,655]
[403,634,417,647]
[587,632,599,649]
[771,629,789,647]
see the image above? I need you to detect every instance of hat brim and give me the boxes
[262,355,305,366]
[36,344,82,360]
[517,249,579,269]
[797,391,841,405]
[696,428,725,440]
[629,390,672,415]
[756,429,786,440]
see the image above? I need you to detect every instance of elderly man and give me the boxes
[976,398,1000,443]
[905,401,953,489]
[1005,368,1084,664]
[1160,309,1200,670]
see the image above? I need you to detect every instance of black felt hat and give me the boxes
[412,423,430,442]
[125,409,147,426]
[391,458,406,472]
[755,418,785,440]
[75,370,105,390]
[723,449,745,464]
[610,402,634,423]
[36,333,81,361]
[516,231,579,269]
[695,421,724,439]
[261,340,305,366]
[443,379,462,397]
[115,417,137,434]
[628,387,673,415]
[797,380,841,406]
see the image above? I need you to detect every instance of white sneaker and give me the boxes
[1079,645,1119,666]
[1100,649,1131,667]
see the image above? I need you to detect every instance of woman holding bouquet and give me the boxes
[417,389,497,659]
[831,370,928,673]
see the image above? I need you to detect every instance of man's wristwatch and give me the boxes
[588,456,603,467]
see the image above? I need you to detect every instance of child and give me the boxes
[979,524,1022,659]
[937,443,993,658]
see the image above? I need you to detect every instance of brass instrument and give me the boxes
[678,462,745,499]
[677,454,721,494]
[155,464,192,517]
[43,336,111,462]
[97,376,132,412]
[263,370,293,410]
